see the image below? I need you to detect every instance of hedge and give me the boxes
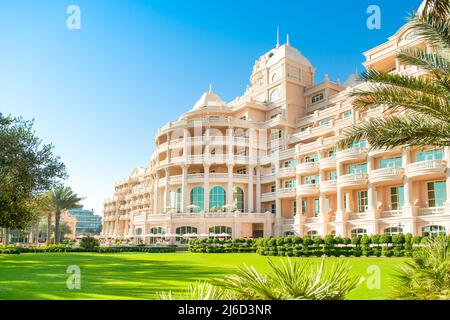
[188,234,450,258]
[0,244,177,255]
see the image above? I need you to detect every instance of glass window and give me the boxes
[320,118,333,126]
[208,226,232,237]
[348,163,367,174]
[175,188,182,213]
[190,187,204,213]
[175,226,198,243]
[350,140,367,148]
[209,186,226,212]
[284,160,296,168]
[384,227,403,236]
[427,181,447,207]
[380,157,402,168]
[416,149,443,162]
[302,200,307,215]
[304,154,319,163]
[390,186,405,210]
[284,180,296,188]
[307,230,318,238]
[325,197,330,213]
[328,150,336,158]
[422,225,446,237]
[270,130,282,141]
[236,168,247,174]
[314,198,320,217]
[305,176,319,185]
[357,191,368,213]
[149,227,166,235]
[351,228,367,237]
[293,201,297,214]
[328,171,337,181]
[271,203,276,214]
[343,111,352,119]
[233,187,244,211]
[311,93,324,104]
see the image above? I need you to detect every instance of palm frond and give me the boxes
[337,115,450,150]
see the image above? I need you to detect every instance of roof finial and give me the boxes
[286,33,290,46]
[276,26,280,48]
[209,83,212,93]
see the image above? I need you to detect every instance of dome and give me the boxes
[343,73,363,88]
[192,90,226,110]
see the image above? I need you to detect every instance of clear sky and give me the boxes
[0,0,423,215]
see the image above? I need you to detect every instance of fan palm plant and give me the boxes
[338,0,450,150]
[390,236,450,300]
[158,258,360,300]
[49,186,81,244]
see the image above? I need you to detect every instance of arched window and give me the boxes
[174,188,182,213]
[384,227,403,236]
[351,228,367,237]
[422,225,446,237]
[233,187,244,211]
[270,88,281,102]
[209,226,232,237]
[307,230,318,238]
[149,227,166,235]
[175,226,198,244]
[283,231,295,237]
[190,187,204,213]
[209,186,226,212]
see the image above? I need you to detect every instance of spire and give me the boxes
[276,26,280,48]
[209,83,212,93]
[286,33,290,46]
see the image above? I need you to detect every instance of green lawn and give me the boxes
[0,253,406,300]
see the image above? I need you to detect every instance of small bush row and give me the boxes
[188,238,257,253]
[0,245,176,255]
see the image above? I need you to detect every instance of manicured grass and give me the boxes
[0,253,406,300]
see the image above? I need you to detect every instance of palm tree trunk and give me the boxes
[4,228,9,245]
[47,213,52,245]
[54,210,61,244]
[34,221,40,244]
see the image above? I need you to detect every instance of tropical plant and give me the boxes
[49,186,81,244]
[158,258,360,300]
[390,236,450,300]
[338,0,450,150]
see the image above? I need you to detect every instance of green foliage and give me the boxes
[79,237,100,250]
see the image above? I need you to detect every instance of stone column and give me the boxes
[274,161,282,236]
[366,156,377,218]
[402,147,416,217]
[183,127,190,162]
[164,168,170,212]
[256,166,261,213]
[154,172,159,213]
[227,164,233,210]
[181,165,189,212]
[227,127,234,164]
[248,166,254,213]
[203,164,210,212]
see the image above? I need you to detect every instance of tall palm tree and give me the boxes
[49,186,81,244]
[338,0,450,150]
[30,193,53,244]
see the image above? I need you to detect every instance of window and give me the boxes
[351,228,367,237]
[422,225,446,237]
[175,188,182,213]
[233,187,244,211]
[328,150,336,158]
[427,181,447,207]
[350,140,367,148]
[270,88,281,101]
[416,149,443,162]
[293,201,297,214]
[190,187,204,213]
[343,111,352,119]
[390,186,405,210]
[284,160,296,168]
[270,185,276,192]
[348,163,367,174]
[236,168,247,174]
[314,199,320,217]
[271,203,276,214]
[270,130,282,140]
[307,230,318,238]
[328,171,337,181]
[301,199,307,215]
[175,226,198,243]
[240,116,247,120]
[284,180,296,188]
[380,157,402,168]
[149,227,166,235]
[311,93,324,104]
[319,118,333,126]
[304,154,319,163]
[384,227,403,236]
[209,226,232,236]
[357,191,368,213]
[270,113,281,119]
[305,176,319,185]
[325,197,330,213]
[209,186,226,212]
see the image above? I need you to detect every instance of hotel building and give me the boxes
[102,12,450,242]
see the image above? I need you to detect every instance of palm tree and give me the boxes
[390,236,450,300]
[158,257,360,300]
[49,186,81,244]
[30,193,53,244]
[338,0,450,150]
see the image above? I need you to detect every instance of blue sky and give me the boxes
[0,0,423,215]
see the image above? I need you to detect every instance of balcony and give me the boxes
[261,192,276,202]
[319,157,336,170]
[338,173,369,188]
[336,148,368,164]
[297,184,320,196]
[277,188,296,198]
[368,146,402,157]
[296,162,319,174]
[407,160,447,179]
[370,167,404,185]
[381,209,403,218]
[319,180,337,194]
[278,167,296,178]
[418,206,445,216]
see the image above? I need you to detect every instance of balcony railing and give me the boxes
[319,180,337,193]
[278,188,296,198]
[319,157,336,169]
[407,160,447,178]
[338,173,369,187]
[297,184,320,196]
[370,167,404,183]
[419,206,445,216]
[296,162,319,174]
[381,209,403,217]
[336,148,368,163]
